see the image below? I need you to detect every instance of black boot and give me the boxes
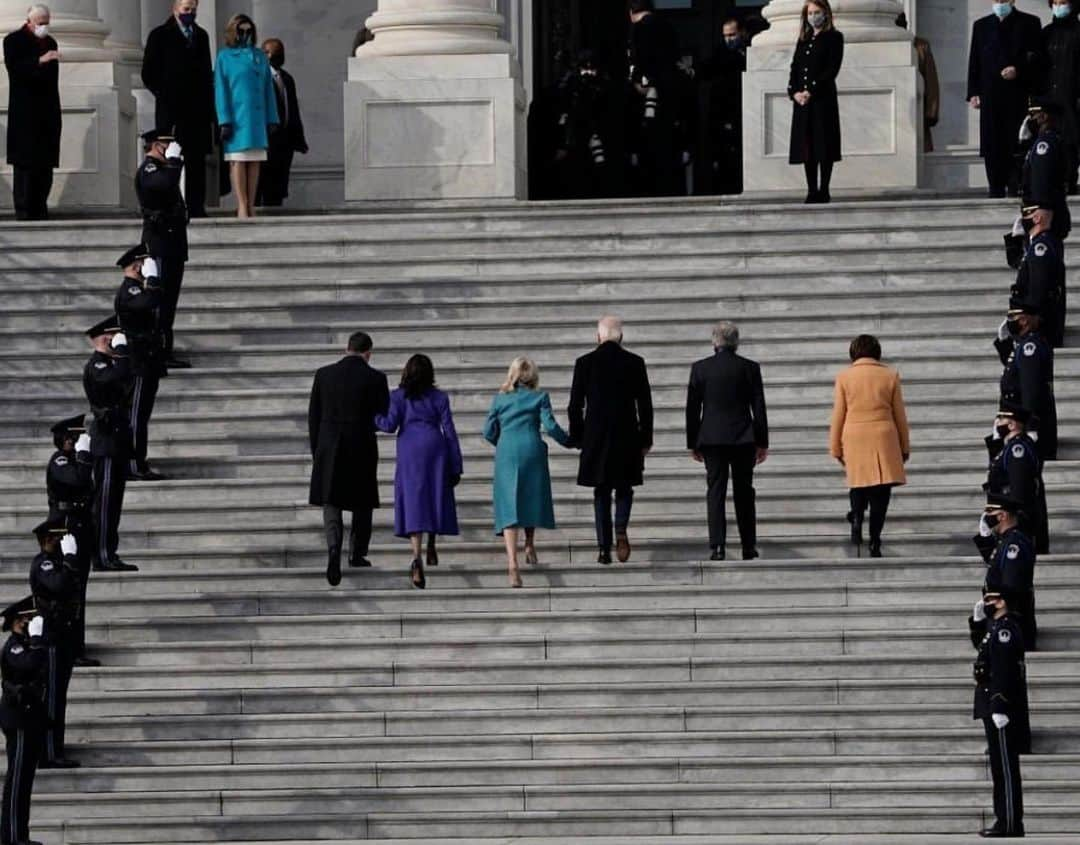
[326,548,342,586]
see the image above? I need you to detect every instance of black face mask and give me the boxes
[1007,319,1022,336]
[996,424,1013,439]
[268,52,284,68]
[238,30,253,46]
[984,513,1002,531]
[1020,216,1036,234]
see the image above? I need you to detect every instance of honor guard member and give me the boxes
[969,570,1029,838]
[985,403,1048,555]
[29,517,81,769]
[0,597,47,845]
[136,128,190,370]
[114,245,168,482]
[83,317,138,573]
[1021,96,1071,246]
[995,300,1057,461]
[974,494,1037,652]
[45,416,98,667]
[1011,204,1066,348]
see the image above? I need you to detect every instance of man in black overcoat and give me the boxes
[3,5,60,220]
[141,0,214,217]
[628,0,682,197]
[308,332,390,587]
[568,316,654,565]
[685,321,769,562]
[256,39,308,207]
[695,18,746,196]
[967,0,1043,197]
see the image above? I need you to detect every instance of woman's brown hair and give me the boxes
[224,13,256,48]
[798,0,835,41]
[849,334,882,362]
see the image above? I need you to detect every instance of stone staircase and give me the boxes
[0,196,1078,843]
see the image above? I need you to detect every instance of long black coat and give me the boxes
[787,28,844,164]
[1044,15,1080,149]
[308,356,390,510]
[967,11,1043,158]
[141,17,215,153]
[3,26,60,168]
[568,342,654,488]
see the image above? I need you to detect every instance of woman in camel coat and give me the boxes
[828,335,910,557]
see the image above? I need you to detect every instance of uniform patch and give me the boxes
[1012,444,1026,459]
[10,645,23,655]
[1035,242,1048,257]
[1036,141,1050,155]
[94,361,108,370]
[1023,342,1037,357]
[127,286,141,296]
[998,628,1013,643]
[1006,544,1020,560]
[53,455,68,467]
[144,161,158,173]
[40,561,54,572]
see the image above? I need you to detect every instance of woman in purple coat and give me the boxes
[376,355,462,588]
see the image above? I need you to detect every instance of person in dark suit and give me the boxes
[3,5,60,220]
[308,331,390,587]
[696,18,746,196]
[966,0,1043,197]
[568,316,654,565]
[256,38,308,207]
[788,0,844,204]
[686,322,769,561]
[141,0,215,217]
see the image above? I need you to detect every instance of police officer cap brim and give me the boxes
[1028,97,1064,117]
[997,402,1032,424]
[1,596,36,632]
[985,492,1023,514]
[50,414,86,439]
[86,315,121,338]
[31,515,67,539]
[116,244,151,269]
[1021,204,1041,217]
[141,128,176,144]
[1008,299,1041,318]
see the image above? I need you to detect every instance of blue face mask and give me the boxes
[238,30,253,47]
[992,2,1013,18]
[1054,4,1072,17]
[178,12,195,27]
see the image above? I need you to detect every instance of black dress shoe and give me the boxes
[742,548,760,561]
[426,546,439,567]
[129,467,167,481]
[597,550,613,565]
[348,556,372,568]
[980,827,1024,838]
[326,549,342,587]
[93,557,139,572]
[805,190,820,204]
[819,189,831,204]
[41,757,80,769]
[73,655,101,668]
[709,547,725,562]
[410,558,426,589]
[869,542,883,558]
[165,356,192,369]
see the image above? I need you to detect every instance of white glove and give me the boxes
[28,616,43,638]
[973,600,987,622]
[1011,215,1026,238]
[992,713,1010,730]
[75,433,91,453]
[111,332,128,350]
[978,514,993,538]
[60,534,78,557]
[997,319,1011,342]
[141,257,159,279]
[1019,118,1034,143]
[165,141,183,160]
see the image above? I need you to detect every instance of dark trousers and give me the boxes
[323,506,373,562]
[92,456,127,563]
[849,484,892,545]
[2,725,41,845]
[1035,479,1050,555]
[12,166,52,220]
[129,375,160,474]
[184,153,208,217]
[44,644,73,761]
[593,487,634,552]
[702,444,757,552]
[983,716,1024,834]
[256,146,294,206]
[157,257,186,357]
[984,150,1018,198]
[67,515,93,656]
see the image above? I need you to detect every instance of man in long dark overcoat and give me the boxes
[967,0,1043,197]
[308,332,390,587]
[568,316,654,565]
[3,5,60,220]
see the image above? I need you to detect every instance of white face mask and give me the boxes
[32,24,48,38]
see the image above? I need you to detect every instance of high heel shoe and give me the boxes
[410,558,426,589]
[509,564,523,588]
[846,511,864,548]
[869,541,883,559]
[525,546,538,566]
[426,545,439,567]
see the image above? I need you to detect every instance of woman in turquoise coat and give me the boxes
[483,357,571,587]
[215,14,278,219]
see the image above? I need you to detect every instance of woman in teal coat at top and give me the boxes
[483,357,572,588]
[215,14,278,219]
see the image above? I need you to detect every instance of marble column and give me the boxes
[344,0,527,201]
[742,0,922,192]
[0,0,137,209]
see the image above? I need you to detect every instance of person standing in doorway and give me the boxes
[628,0,682,197]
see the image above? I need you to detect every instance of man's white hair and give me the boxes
[597,315,623,344]
[27,4,49,20]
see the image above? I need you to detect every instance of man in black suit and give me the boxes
[141,0,215,217]
[966,0,1043,197]
[308,332,390,586]
[256,39,309,207]
[686,321,768,561]
[3,5,61,220]
[568,316,654,564]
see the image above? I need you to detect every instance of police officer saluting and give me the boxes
[985,402,1048,554]
[974,494,1037,652]
[1020,96,1071,247]
[1010,204,1066,348]
[83,317,138,573]
[137,128,190,370]
[0,596,47,845]
[115,245,168,481]
[969,568,1029,839]
[45,416,98,667]
[995,300,1057,462]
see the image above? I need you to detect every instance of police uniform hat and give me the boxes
[1,596,36,632]
[116,244,150,269]
[141,128,175,144]
[997,401,1032,425]
[1007,298,1042,318]
[31,514,67,540]
[50,414,86,449]
[985,492,1024,515]
[1020,204,1040,217]
[86,315,121,338]
[1028,96,1064,117]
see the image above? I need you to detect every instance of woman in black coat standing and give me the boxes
[788,0,844,203]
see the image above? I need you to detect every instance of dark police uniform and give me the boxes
[1011,231,1066,348]
[29,547,81,766]
[0,600,46,845]
[970,609,1028,837]
[82,323,136,570]
[1021,123,1072,243]
[985,432,1047,554]
[135,142,188,359]
[115,258,167,477]
[996,329,1057,461]
[975,527,1037,652]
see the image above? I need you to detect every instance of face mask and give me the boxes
[1054,4,1072,17]
[179,12,196,27]
[984,513,1002,531]
[807,11,827,28]
[725,36,742,49]
[1007,318,1021,335]
[238,30,253,47]
[1020,215,1036,234]
[32,24,48,38]
[996,424,1013,439]
[992,2,1013,18]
